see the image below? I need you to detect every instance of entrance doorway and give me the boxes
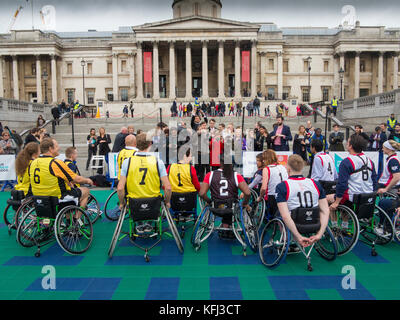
[193,77,202,98]
[159,75,167,98]
[229,74,235,97]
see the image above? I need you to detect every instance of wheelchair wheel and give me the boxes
[104,190,121,221]
[16,207,50,248]
[393,213,400,243]
[14,198,34,230]
[239,204,258,252]
[163,204,184,254]
[55,206,93,255]
[315,227,337,261]
[259,218,289,268]
[108,206,127,258]
[86,194,101,224]
[249,189,265,231]
[3,204,17,231]
[360,206,394,245]
[191,206,214,250]
[329,205,360,256]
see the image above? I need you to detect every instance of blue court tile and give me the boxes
[145,278,180,300]
[3,244,84,266]
[79,291,115,300]
[351,242,389,263]
[208,233,259,265]
[105,238,183,266]
[210,277,243,300]
[268,276,375,300]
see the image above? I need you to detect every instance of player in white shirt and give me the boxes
[310,139,338,183]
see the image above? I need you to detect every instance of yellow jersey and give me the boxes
[14,160,31,196]
[125,155,161,199]
[168,163,197,193]
[117,148,137,180]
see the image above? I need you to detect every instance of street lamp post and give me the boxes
[81,59,86,106]
[42,70,48,104]
[307,56,312,103]
[339,67,345,101]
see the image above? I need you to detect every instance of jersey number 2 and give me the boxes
[220,180,228,196]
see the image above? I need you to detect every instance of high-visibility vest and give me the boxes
[74,103,79,110]
[388,118,397,129]
[331,99,338,107]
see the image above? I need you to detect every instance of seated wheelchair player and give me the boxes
[259,155,337,271]
[109,133,183,262]
[4,142,39,234]
[167,148,200,237]
[16,138,95,257]
[192,155,258,256]
[328,134,394,256]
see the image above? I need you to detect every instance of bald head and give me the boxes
[121,127,128,134]
[125,134,136,147]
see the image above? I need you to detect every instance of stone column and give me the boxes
[218,40,225,99]
[234,40,241,98]
[202,40,209,99]
[333,54,339,97]
[251,40,257,97]
[378,51,384,93]
[51,55,57,103]
[277,51,283,100]
[35,55,42,103]
[0,56,4,98]
[136,42,143,99]
[354,51,360,99]
[185,40,192,99]
[112,53,119,100]
[169,41,176,99]
[128,51,136,98]
[12,55,19,100]
[260,52,266,96]
[153,41,160,99]
[393,52,399,90]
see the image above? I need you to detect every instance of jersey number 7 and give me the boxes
[139,168,148,185]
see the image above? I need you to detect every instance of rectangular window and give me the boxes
[283,60,289,72]
[31,64,36,76]
[67,63,72,75]
[324,61,329,72]
[67,90,75,104]
[87,63,92,75]
[302,87,310,102]
[121,60,127,72]
[360,60,366,72]
[120,88,128,101]
[107,89,113,101]
[107,62,112,74]
[322,86,330,102]
[267,87,275,100]
[268,59,274,71]
[87,90,95,104]
[304,61,309,72]
[282,87,290,100]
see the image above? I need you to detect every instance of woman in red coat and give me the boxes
[209,133,224,171]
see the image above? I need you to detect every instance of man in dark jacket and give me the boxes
[24,127,40,147]
[369,126,387,151]
[329,124,345,151]
[51,106,61,125]
[354,125,370,147]
[112,127,128,153]
[271,116,292,151]
[191,110,208,132]
[253,96,260,116]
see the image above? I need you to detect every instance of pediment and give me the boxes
[135,16,259,31]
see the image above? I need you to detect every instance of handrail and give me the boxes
[20,105,86,138]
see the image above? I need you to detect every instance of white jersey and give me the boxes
[265,164,289,196]
[311,152,337,182]
[346,153,374,201]
[379,154,400,187]
[285,177,320,211]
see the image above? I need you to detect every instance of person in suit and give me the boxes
[329,124,345,151]
[293,125,309,161]
[271,116,292,151]
[369,126,387,151]
[112,127,128,153]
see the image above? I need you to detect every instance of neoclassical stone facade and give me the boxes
[0,0,399,112]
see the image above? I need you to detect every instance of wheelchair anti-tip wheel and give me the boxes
[86,194,102,224]
[239,203,258,252]
[314,226,337,261]
[329,205,360,256]
[259,218,289,268]
[191,206,214,251]
[13,198,35,231]
[360,206,394,245]
[104,190,122,221]
[55,206,93,255]
[163,203,184,254]
[108,206,127,258]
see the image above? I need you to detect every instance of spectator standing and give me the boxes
[129,101,135,118]
[112,127,129,153]
[122,105,129,118]
[51,105,60,126]
[36,115,45,127]
[86,128,98,170]
[253,96,260,116]
[388,123,400,143]
[271,116,292,151]
[369,126,387,151]
[293,125,309,162]
[0,131,18,154]
[354,125,370,147]
[387,113,398,134]
[329,124,345,151]
[24,128,40,146]
[97,127,111,174]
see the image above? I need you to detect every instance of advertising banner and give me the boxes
[143,51,153,83]
[242,51,250,82]
[0,155,16,181]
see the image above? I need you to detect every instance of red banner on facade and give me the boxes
[143,52,152,83]
[242,51,250,82]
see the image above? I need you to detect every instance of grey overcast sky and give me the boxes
[0,0,399,33]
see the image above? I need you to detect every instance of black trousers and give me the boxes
[86,147,97,170]
[195,163,210,183]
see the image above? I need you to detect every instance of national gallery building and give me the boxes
[0,0,399,110]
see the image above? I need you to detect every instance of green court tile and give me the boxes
[306,289,343,300]
[47,291,82,300]
[0,292,21,299]
[113,277,151,292]
[178,277,209,300]
[17,291,54,300]
[239,276,276,300]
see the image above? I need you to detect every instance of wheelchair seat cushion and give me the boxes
[209,200,235,217]
[352,192,376,219]
[319,180,337,195]
[128,197,162,222]
[291,207,321,235]
[33,196,59,219]
[171,192,197,213]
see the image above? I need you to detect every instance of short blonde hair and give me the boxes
[287,154,305,172]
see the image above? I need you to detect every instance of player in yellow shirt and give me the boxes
[14,142,40,196]
[116,135,138,180]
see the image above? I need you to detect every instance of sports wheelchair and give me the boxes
[248,188,266,232]
[108,197,183,262]
[378,189,400,244]
[16,196,94,257]
[169,192,198,238]
[259,206,337,271]
[331,192,394,256]
[104,190,122,221]
[191,199,258,256]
